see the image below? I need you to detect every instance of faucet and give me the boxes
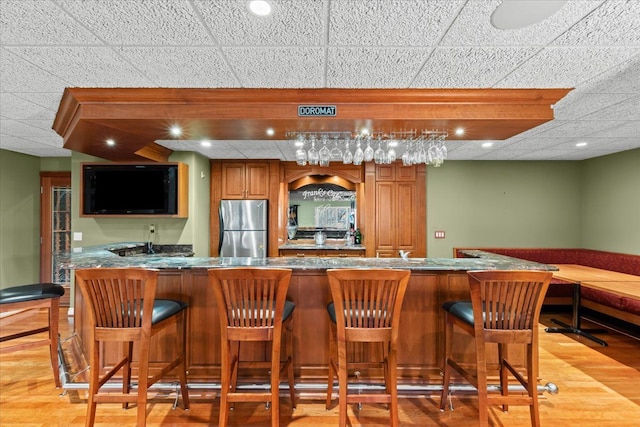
[399,250,411,260]
[147,224,155,254]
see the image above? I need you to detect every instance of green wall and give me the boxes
[581,149,640,254]
[0,150,41,287]
[426,160,583,257]
[425,149,640,257]
[0,150,71,288]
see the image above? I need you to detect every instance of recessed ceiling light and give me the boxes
[361,129,370,136]
[482,142,494,148]
[491,0,567,30]
[266,128,275,137]
[576,142,588,147]
[106,138,115,146]
[248,0,272,16]
[169,125,182,137]
[201,140,212,147]
[455,127,465,136]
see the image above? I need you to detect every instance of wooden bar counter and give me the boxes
[61,244,556,390]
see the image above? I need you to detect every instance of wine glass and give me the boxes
[295,147,307,166]
[330,136,343,161]
[363,136,374,162]
[307,136,319,165]
[319,137,330,167]
[387,140,397,163]
[342,139,353,164]
[374,138,385,164]
[353,139,364,165]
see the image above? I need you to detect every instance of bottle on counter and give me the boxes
[354,229,362,245]
[349,226,355,246]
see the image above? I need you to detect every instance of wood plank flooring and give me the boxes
[1,308,639,426]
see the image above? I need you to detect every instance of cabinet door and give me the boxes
[220,162,246,198]
[245,162,269,199]
[220,162,269,199]
[396,181,416,250]
[375,182,396,251]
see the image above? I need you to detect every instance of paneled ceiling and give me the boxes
[1,0,639,161]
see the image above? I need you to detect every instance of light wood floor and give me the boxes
[1,308,639,426]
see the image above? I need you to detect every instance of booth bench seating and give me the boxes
[455,248,640,328]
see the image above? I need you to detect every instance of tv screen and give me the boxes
[82,163,179,215]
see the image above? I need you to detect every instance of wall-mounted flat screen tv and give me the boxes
[82,163,180,216]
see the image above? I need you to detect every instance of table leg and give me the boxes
[545,282,608,346]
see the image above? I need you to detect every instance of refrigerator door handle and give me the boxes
[218,204,224,255]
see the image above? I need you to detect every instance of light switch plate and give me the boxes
[73,232,83,241]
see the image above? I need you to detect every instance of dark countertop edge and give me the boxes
[57,243,557,272]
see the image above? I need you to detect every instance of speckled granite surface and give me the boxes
[57,243,556,272]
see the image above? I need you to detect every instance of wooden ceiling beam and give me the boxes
[53,88,571,161]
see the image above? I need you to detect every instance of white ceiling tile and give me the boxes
[589,121,640,138]
[578,56,640,94]
[552,91,634,120]
[412,47,537,87]
[329,0,464,46]
[7,47,155,87]
[553,0,640,47]
[194,0,326,46]
[0,93,56,120]
[580,95,640,121]
[441,0,603,47]
[118,47,238,87]
[58,0,214,45]
[223,48,325,87]
[497,47,639,88]
[533,119,622,138]
[0,0,101,45]
[0,119,58,138]
[12,92,63,112]
[0,49,71,91]
[327,47,430,87]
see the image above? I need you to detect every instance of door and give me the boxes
[40,172,71,306]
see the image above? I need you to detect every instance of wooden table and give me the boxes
[545,264,640,346]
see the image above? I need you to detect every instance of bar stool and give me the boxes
[0,283,65,387]
[440,270,552,427]
[208,267,296,427]
[325,268,411,427]
[75,268,190,427]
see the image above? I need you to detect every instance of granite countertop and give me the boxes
[57,243,557,272]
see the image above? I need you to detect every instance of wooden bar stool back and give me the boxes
[75,268,190,427]
[208,268,296,427]
[440,270,552,427]
[0,283,65,387]
[325,268,411,427]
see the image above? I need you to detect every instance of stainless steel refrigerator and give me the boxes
[218,199,268,258]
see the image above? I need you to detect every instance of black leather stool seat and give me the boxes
[151,299,189,324]
[0,283,65,304]
[442,300,474,325]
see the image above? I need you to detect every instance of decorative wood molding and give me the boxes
[53,88,572,162]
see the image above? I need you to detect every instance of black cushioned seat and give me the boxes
[326,301,387,324]
[441,300,474,325]
[0,282,65,388]
[151,299,189,324]
[0,283,65,304]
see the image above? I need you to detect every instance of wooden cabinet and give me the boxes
[366,162,426,258]
[211,160,279,256]
[220,162,269,199]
